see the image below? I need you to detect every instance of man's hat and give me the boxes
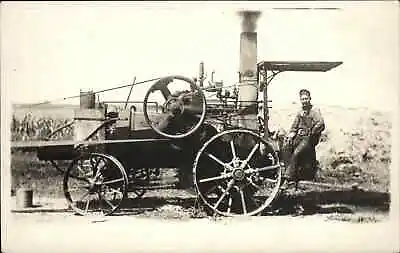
[299,89,311,96]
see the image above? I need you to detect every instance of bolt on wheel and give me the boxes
[193,129,282,216]
[63,153,128,216]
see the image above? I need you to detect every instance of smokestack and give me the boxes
[239,10,260,77]
[237,10,261,130]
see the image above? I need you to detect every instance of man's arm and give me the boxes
[311,108,325,135]
[288,112,300,138]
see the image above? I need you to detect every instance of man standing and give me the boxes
[282,89,325,186]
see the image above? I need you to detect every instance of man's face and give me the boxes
[300,94,311,107]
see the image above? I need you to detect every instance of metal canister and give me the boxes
[80,90,96,109]
[16,188,33,208]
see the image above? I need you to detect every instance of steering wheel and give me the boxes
[143,75,207,139]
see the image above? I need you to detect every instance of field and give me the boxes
[9,102,393,219]
[268,103,392,193]
[12,103,78,119]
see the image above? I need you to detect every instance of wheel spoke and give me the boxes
[94,157,101,172]
[159,85,172,100]
[199,173,232,183]
[90,156,101,171]
[213,179,234,209]
[227,196,232,214]
[206,153,233,170]
[78,191,90,202]
[230,140,237,160]
[239,189,247,214]
[241,143,260,168]
[245,164,281,174]
[102,178,125,185]
[93,159,105,181]
[76,164,88,177]
[264,177,278,183]
[102,197,116,210]
[84,198,90,213]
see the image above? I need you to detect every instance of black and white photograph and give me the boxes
[1,1,399,252]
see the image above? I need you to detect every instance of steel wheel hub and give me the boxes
[232,168,245,181]
[165,98,183,115]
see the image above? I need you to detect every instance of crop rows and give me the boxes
[11,113,73,141]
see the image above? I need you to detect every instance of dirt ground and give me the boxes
[3,188,399,253]
[3,209,398,253]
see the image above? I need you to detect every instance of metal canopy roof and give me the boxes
[258,61,343,72]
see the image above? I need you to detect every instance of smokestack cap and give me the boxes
[237,10,262,33]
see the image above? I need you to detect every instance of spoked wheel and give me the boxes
[143,75,207,139]
[63,153,128,216]
[193,129,282,217]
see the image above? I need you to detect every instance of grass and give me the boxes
[11,151,66,198]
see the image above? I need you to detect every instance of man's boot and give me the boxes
[281,164,297,190]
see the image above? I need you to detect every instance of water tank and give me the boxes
[80,90,96,109]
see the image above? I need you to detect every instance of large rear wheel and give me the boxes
[193,129,282,216]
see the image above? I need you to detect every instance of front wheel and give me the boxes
[193,129,282,216]
[63,153,128,216]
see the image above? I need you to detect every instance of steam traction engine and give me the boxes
[13,11,342,217]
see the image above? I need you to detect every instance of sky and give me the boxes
[1,1,399,111]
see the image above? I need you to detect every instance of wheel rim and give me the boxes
[193,129,282,216]
[143,75,207,139]
[63,153,128,216]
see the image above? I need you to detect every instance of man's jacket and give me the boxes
[289,104,325,146]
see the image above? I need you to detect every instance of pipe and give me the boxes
[199,62,205,87]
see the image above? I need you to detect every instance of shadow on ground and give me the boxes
[11,188,390,219]
[264,188,390,216]
[115,187,390,217]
